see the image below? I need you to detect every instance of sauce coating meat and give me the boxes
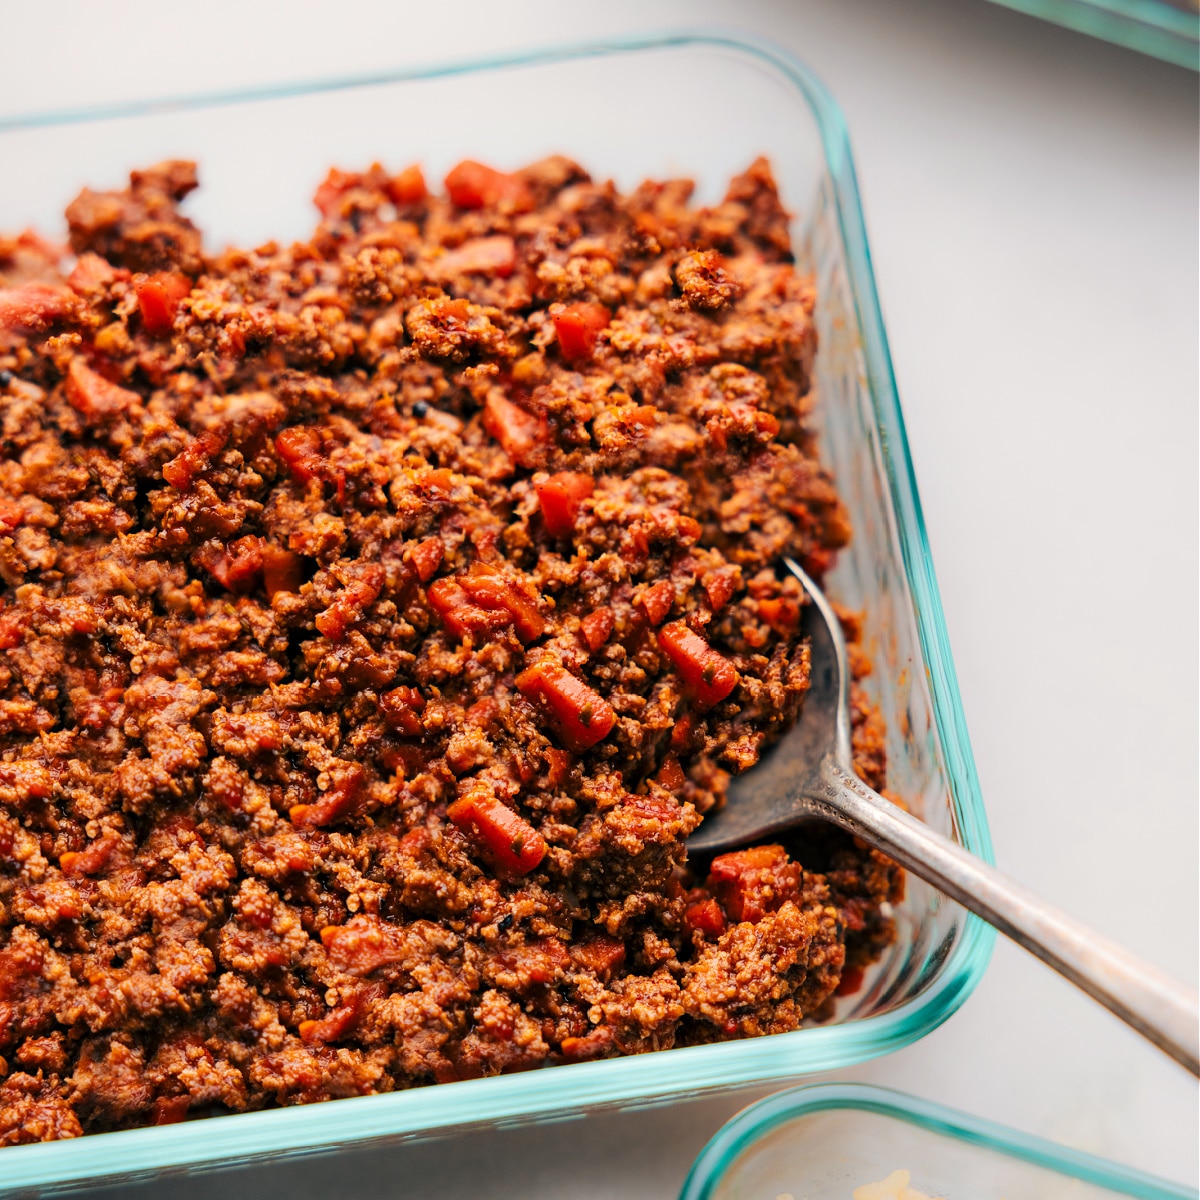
[0,156,903,1143]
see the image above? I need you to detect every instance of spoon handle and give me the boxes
[816,760,1199,1075]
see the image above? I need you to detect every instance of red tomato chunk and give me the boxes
[380,685,426,736]
[444,160,532,212]
[551,302,610,361]
[388,164,427,205]
[432,235,516,279]
[60,835,120,877]
[261,545,303,598]
[0,282,74,332]
[535,471,594,538]
[406,537,444,583]
[64,360,139,422]
[447,792,547,877]
[657,621,738,709]
[321,914,409,975]
[135,271,191,335]
[460,563,545,643]
[516,660,616,753]
[707,844,801,924]
[196,536,264,594]
[162,429,226,490]
[579,607,614,653]
[290,762,366,829]
[684,897,727,938]
[315,564,385,641]
[482,391,545,465]
[429,565,544,644]
[638,580,674,626]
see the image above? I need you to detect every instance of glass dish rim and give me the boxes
[677,1081,1198,1199]
[0,30,996,1193]
[980,0,1199,70]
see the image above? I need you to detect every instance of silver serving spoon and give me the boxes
[689,558,1200,1075]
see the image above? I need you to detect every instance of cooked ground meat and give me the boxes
[0,155,903,1143]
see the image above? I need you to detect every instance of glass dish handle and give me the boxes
[814,760,1200,1076]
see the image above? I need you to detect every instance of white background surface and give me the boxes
[2,0,1196,1194]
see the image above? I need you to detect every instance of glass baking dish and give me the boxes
[0,32,995,1195]
[680,1083,1197,1199]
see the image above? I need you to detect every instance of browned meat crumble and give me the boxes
[0,155,903,1143]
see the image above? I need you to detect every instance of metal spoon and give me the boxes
[688,557,1200,1075]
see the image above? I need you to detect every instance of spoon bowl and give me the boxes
[689,558,1200,1075]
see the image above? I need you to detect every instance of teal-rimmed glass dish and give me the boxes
[0,33,995,1195]
[680,1082,1198,1199]
[985,0,1198,69]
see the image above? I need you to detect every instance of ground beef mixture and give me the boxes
[0,155,903,1144]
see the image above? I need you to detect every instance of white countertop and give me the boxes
[2,0,1196,1193]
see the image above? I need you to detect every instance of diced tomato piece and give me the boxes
[836,965,866,997]
[638,580,674,626]
[196,536,264,594]
[380,685,426,736]
[0,282,74,332]
[135,271,191,335]
[560,1026,614,1062]
[0,607,27,650]
[684,897,727,938]
[459,562,545,643]
[669,713,694,753]
[447,791,547,877]
[535,471,594,538]
[707,844,801,924]
[432,235,516,279]
[275,425,327,483]
[315,563,385,641]
[261,545,303,598]
[569,934,626,979]
[299,982,384,1044]
[312,166,375,219]
[162,428,227,489]
[541,747,573,789]
[406,536,444,583]
[418,467,454,499]
[290,762,366,828]
[579,607,614,653]
[60,834,120,877]
[64,359,139,422]
[551,302,610,362]
[482,391,545,465]
[658,621,738,710]
[515,659,616,754]
[428,576,508,642]
[702,569,737,613]
[152,1096,191,1126]
[67,253,122,293]
[654,753,685,791]
[444,160,533,212]
[321,914,409,975]
[758,595,801,634]
[388,164,427,206]
[0,498,24,533]
[298,1006,355,1045]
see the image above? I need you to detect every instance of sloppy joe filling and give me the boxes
[0,156,902,1142]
